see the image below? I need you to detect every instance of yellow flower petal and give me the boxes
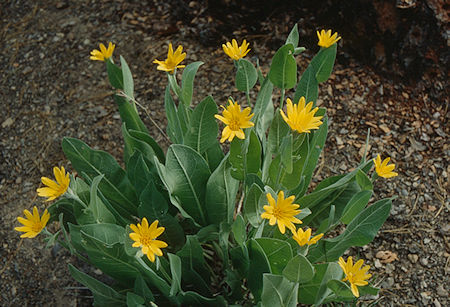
[222,38,251,60]
[14,206,49,239]
[261,191,302,234]
[373,154,398,178]
[216,99,254,143]
[90,42,115,62]
[317,29,341,48]
[129,218,168,263]
[37,166,70,201]
[281,97,323,134]
[338,256,372,298]
[153,43,186,73]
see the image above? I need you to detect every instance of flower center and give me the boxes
[31,222,43,233]
[229,118,241,131]
[140,233,153,246]
[273,206,284,219]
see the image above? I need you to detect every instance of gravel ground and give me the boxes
[0,1,448,306]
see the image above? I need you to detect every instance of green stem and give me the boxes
[279,89,285,109]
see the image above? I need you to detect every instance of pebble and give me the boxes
[436,285,446,297]
[408,254,418,263]
[434,299,441,307]
[420,258,429,266]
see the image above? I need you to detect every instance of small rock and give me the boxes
[408,254,418,263]
[420,257,428,266]
[432,111,440,119]
[434,299,441,307]
[436,285,446,297]
[2,117,14,128]
[374,258,382,268]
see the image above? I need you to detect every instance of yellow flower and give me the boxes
[292,228,324,246]
[36,166,70,201]
[215,99,254,143]
[153,43,186,73]
[90,42,115,61]
[14,206,50,238]
[222,39,250,60]
[129,218,168,262]
[280,97,323,134]
[261,191,302,234]
[338,256,372,297]
[317,29,341,48]
[373,154,398,178]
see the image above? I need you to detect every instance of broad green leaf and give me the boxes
[261,274,298,307]
[134,275,155,302]
[267,110,290,155]
[122,123,156,166]
[232,214,246,246]
[158,145,210,225]
[247,239,271,301]
[177,102,191,136]
[126,292,145,307]
[128,129,165,164]
[247,130,262,174]
[134,257,171,299]
[294,65,319,105]
[310,43,337,83]
[255,238,293,275]
[205,157,239,225]
[178,291,227,307]
[181,61,203,106]
[253,77,274,125]
[280,134,293,173]
[168,253,182,296]
[298,262,342,305]
[127,151,152,194]
[137,179,186,251]
[279,156,304,190]
[229,130,261,180]
[80,230,139,282]
[356,169,373,191]
[88,175,116,223]
[326,279,354,300]
[308,198,392,263]
[282,254,314,283]
[62,137,138,220]
[340,190,373,224]
[255,85,274,142]
[68,264,126,306]
[203,142,224,172]
[230,245,250,278]
[268,44,297,89]
[106,59,123,90]
[176,236,211,296]
[285,24,299,48]
[235,58,258,92]
[244,183,264,227]
[164,86,183,143]
[114,94,148,134]
[120,55,134,101]
[184,96,219,154]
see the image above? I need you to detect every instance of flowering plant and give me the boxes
[16,25,397,306]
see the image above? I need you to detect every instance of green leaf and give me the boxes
[126,292,145,307]
[134,275,155,302]
[285,24,299,48]
[68,264,126,306]
[268,44,297,89]
[235,59,258,92]
[326,279,354,300]
[297,262,342,305]
[120,56,134,101]
[88,175,116,223]
[255,238,293,275]
[340,190,373,224]
[122,123,156,166]
[156,145,210,225]
[310,43,337,83]
[114,94,149,134]
[137,179,186,251]
[80,230,140,282]
[106,59,123,90]
[178,291,227,307]
[247,239,271,301]
[230,245,250,278]
[62,137,138,220]
[205,157,239,225]
[232,214,246,246]
[164,86,184,143]
[280,134,293,173]
[267,110,290,155]
[308,198,392,263]
[356,169,373,190]
[181,61,203,106]
[128,129,165,164]
[253,77,274,124]
[176,236,211,295]
[282,254,314,283]
[168,253,182,296]
[294,65,319,105]
[127,151,153,194]
[229,130,261,180]
[184,96,219,154]
[261,274,298,307]
[244,183,264,227]
[203,142,224,172]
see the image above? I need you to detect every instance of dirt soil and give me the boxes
[0,1,448,306]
